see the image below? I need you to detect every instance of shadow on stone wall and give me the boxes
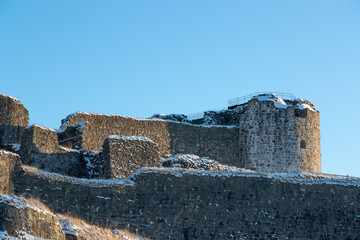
[21,148,83,177]
[0,125,26,147]
[166,122,240,167]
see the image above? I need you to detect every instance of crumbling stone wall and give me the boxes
[15,167,360,239]
[239,98,321,173]
[0,94,29,148]
[0,195,65,239]
[59,113,239,166]
[0,151,20,195]
[101,135,161,179]
[20,125,82,177]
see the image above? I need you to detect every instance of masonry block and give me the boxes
[0,94,29,148]
[20,125,82,177]
[101,135,161,179]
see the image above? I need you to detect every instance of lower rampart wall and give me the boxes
[14,167,360,239]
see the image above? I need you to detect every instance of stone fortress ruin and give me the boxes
[0,92,359,239]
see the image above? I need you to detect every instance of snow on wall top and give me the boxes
[22,165,134,188]
[254,94,291,109]
[0,93,23,105]
[131,167,360,187]
[106,135,153,143]
[253,94,317,112]
[26,124,57,133]
[295,102,316,111]
[60,111,238,129]
[0,194,54,216]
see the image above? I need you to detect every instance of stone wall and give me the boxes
[15,167,360,239]
[59,112,240,167]
[101,135,161,179]
[0,151,20,195]
[20,125,82,177]
[295,109,321,172]
[0,195,65,239]
[239,98,321,173]
[0,94,29,148]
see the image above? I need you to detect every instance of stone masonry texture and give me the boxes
[0,94,29,148]
[20,125,82,177]
[0,150,20,195]
[100,136,161,179]
[239,98,321,173]
[0,195,65,239]
[14,167,360,240]
[59,113,240,167]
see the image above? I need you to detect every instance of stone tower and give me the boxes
[238,93,321,173]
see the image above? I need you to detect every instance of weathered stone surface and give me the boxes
[239,97,321,173]
[0,195,65,239]
[14,167,360,239]
[161,154,250,172]
[0,151,20,195]
[20,125,82,177]
[0,94,29,148]
[101,135,161,179]
[59,112,239,166]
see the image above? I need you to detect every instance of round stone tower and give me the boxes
[238,93,321,174]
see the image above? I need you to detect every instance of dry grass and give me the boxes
[57,213,149,240]
[22,164,39,170]
[23,197,147,239]
[25,196,53,213]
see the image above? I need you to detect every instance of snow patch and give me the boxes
[0,150,19,157]
[0,93,23,105]
[162,154,253,172]
[254,94,291,109]
[22,165,134,188]
[295,103,316,112]
[26,124,56,133]
[106,135,153,142]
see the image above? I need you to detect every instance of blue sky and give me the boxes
[0,1,359,176]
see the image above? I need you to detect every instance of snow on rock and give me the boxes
[295,103,316,112]
[161,154,252,172]
[253,94,291,109]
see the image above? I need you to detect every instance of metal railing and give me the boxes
[186,92,296,120]
[228,92,296,108]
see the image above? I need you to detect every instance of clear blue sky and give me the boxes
[1,1,359,176]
